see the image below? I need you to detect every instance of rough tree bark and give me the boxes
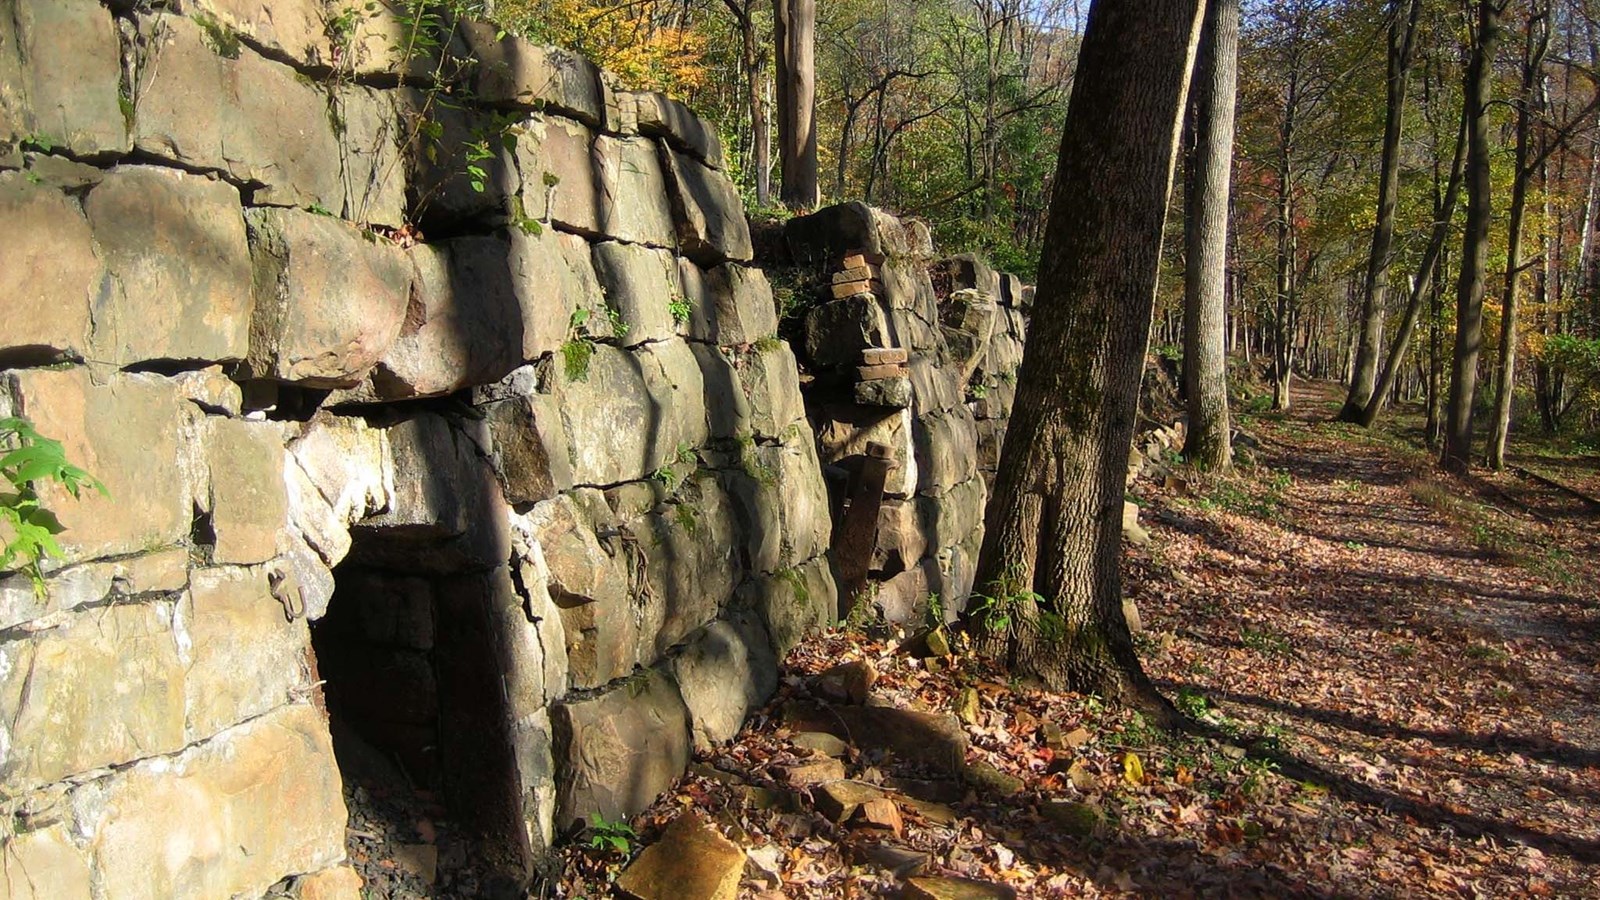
[961,0,1204,714]
[1442,0,1502,473]
[1341,0,1421,422]
[772,0,818,209]
[725,0,772,208]
[1183,0,1239,471]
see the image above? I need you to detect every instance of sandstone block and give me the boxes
[294,865,364,900]
[937,254,1001,298]
[0,0,127,159]
[595,135,678,246]
[353,240,524,400]
[784,202,912,267]
[458,23,607,127]
[680,261,779,346]
[614,813,744,900]
[741,556,837,656]
[330,84,407,227]
[803,296,892,369]
[551,667,691,829]
[1,369,191,565]
[134,14,341,209]
[855,377,913,409]
[627,91,725,168]
[202,419,288,565]
[73,703,346,900]
[289,417,395,527]
[0,601,187,794]
[400,89,518,226]
[0,549,189,633]
[592,242,681,347]
[82,166,253,366]
[816,405,918,499]
[0,173,97,365]
[507,226,607,360]
[640,338,713,456]
[661,147,753,264]
[629,475,742,659]
[481,393,571,506]
[523,491,636,688]
[245,208,411,387]
[173,0,329,68]
[0,822,91,899]
[872,499,929,574]
[914,407,981,495]
[284,457,353,569]
[670,612,777,750]
[739,341,807,438]
[515,115,600,235]
[183,566,311,741]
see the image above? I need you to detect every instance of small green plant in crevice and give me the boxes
[193,11,243,59]
[584,812,637,855]
[1,417,107,596]
[1240,625,1292,657]
[562,309,596,381]
[923,591,945,630]
[777,565,812,606]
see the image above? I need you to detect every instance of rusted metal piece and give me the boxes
[834,440,894,615]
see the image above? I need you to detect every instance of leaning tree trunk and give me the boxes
[1443,0,1501,474]
[1342,0,1421,421]
[772,0,818,209]
[1359,108,1468,427]
[1183,0,1239,471]
[962,0,1204,714]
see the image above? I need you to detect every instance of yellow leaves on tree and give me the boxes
[496,0,708,98]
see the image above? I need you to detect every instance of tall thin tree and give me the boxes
[773,0,819,209]
[1340,0,1422,422]
[1184,0,1240,470]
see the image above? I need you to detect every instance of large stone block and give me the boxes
[640,339,713,457]
[872,499,929,575]
[592,242,681,347]
[739,341,807,438]
[245,208,411,387]
[355,414,510,573]
[515,115,600,235]
[784,202,913,267]
[507,226,608,360]
[350,240,525,400]
[0,601,187,795]
[457,23,607,127]
[0,0,127,159]
[0,370,191,565]
[522,491,636,688]
[626,91,724,169]
[172,0,329,68]
[133,14,341,209]
[914,407,981,495]
[183,566,311,742]
[628,474,742,659]
[551,667,691,830]
[671,612,777,750]
[329,84,407,228]
[0,549,189,634]
[0,822,92,900]
[816,405,918,499]
[550,341,706,487]
[740,555,837,657]
[680,262,779,347]
[288,417,395,527]
[595,135,678,247]
[71,704,346,900]
[660,147,753,264]
[803,296,892,369]
[689,344,751,440]
[81,166,253,366]
[0,173,97,365]
[919,476,986,553]
[202,419,288,565]
[765,434,832,568]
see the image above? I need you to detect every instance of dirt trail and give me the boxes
[1138,380,1600,894]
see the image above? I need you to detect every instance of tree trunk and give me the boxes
[1341,0,1421,421]
[1442,0,1501,473]
[1487,5,1550,470]
[1359,109,1468,427]
[962,0,1204,712]
[772,0,818,210]
[1183,0,1238,470]
[745,7,771,208]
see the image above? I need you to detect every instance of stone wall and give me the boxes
[0,1,833,895]
[780,203,1031,625]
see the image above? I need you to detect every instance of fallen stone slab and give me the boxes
[905,876,1018,900]
[783,702,968,776]
[615,813,744,900]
